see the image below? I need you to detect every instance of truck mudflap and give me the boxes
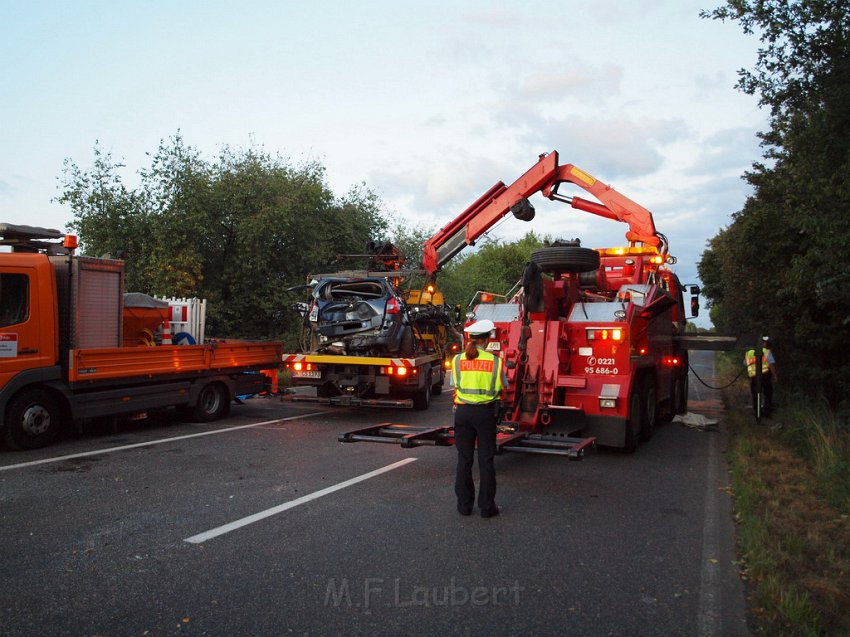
[338,423,596,460]
[291,395,414,408]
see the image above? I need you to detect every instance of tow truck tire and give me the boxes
[192,382,228,422]
[622,387,641,453]
[639,377,657,442]
[412,381,431,410]
[675,374,688,415]
[4,389,62,450]
[530,246,600,273]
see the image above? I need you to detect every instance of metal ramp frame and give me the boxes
[339,423,595,460]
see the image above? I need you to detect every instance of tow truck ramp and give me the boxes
[338,423,596,460]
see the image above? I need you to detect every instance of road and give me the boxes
[0,350,747,636]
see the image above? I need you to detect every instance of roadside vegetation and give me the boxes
[717,354,850,635]
[698,5,850,628]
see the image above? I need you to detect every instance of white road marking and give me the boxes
[0,411,330,472]
[697,355,722,635]
[184,457,418,544]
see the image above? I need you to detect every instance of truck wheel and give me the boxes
[193,383,228,422]
[530,246,600,273]
[639,377,657,442]
[4,389,62,450]
[398,326,415,357]
[622,388,641,453]
[412,382,431,410]
[675,374,688,415]
[432,367,445,395]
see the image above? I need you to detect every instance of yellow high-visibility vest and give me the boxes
[745,348,771,378]
[452,349,505,404]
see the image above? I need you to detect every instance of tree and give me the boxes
[439,232,546,311]
[57,143,148,268]
[699,1,850,406]
[57,134,388,344]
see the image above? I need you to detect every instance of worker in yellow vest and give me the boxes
[745,336,778,416]
[451,319,508,518]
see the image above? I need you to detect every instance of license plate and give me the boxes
[485,341,501,351]
[293,370,322,379]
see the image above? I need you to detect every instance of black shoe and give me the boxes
[457,504,472,516]
[480,506,500,518]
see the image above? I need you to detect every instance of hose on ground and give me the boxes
[688,363,746,390]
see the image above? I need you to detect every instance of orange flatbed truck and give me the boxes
[0,223,283,449]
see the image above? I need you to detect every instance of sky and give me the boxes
[0,1,767,324]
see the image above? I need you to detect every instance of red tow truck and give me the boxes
[341,150,698,455]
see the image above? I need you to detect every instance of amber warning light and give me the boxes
[587,328,624,341]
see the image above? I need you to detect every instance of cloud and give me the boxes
[520,113,692,180]
[460,7,529,28]
[517,65,624,100]
[685,126,763,178]
[369,146,512,218]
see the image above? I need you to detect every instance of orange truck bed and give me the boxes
[68,341,283,383]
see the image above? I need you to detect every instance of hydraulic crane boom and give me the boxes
[421,150,662,276]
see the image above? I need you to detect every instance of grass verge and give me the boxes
[721,366,850,636]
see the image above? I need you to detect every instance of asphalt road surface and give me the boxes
[0,350,747,636]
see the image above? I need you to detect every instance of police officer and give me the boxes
[745,336,778,416]
[452,319,508,518]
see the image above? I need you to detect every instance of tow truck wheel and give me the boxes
[622,388,641,453]
[413,381,431,410]
[4,389,62,450]
[530,246,600,273]
[192,383,228,422]
[675,374,688,415]
[639,377,657,442]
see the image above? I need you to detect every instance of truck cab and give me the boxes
[0,253,61,413]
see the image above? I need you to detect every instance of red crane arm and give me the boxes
[421,151,660,276]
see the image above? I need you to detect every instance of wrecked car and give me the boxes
[303,277,415,356]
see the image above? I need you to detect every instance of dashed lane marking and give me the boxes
[0,411,331,472]
[184,458,419,544]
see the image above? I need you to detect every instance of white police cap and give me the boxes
[464,319,495,336]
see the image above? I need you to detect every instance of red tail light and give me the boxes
[386,298,400,314]
[381,365,411,376]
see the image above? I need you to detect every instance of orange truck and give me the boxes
[0,223,283,449]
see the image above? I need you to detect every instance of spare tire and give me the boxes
[530,246,600,273]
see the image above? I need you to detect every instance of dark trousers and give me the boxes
[750,372,774,415]
[454,403,498,511]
